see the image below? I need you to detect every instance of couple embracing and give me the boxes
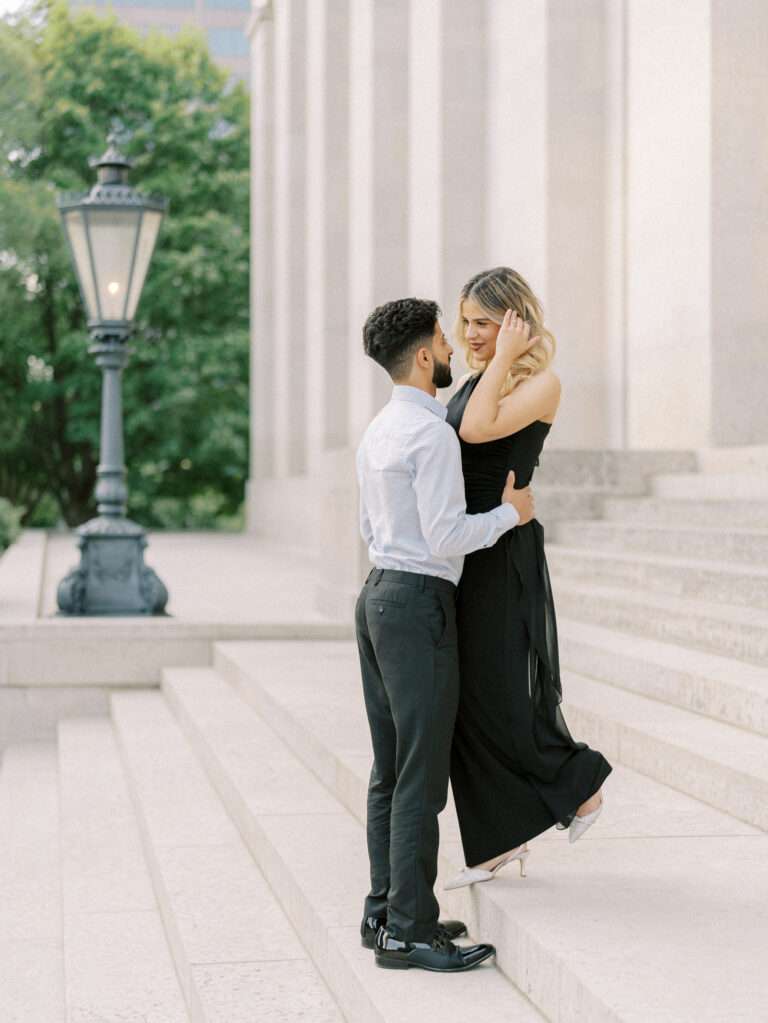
[354,266,613,973]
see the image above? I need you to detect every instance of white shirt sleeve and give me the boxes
[410,421,520,558]
[355,445,374,547]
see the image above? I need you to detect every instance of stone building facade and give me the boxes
[245,0,768,612]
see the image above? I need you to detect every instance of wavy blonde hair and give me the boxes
[454,266,556,398]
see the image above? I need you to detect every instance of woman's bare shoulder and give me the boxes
[506,367,560,397]
[498,368,561,425]
[537,367,561,389]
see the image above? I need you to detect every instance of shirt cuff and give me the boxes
[497,501,520,529]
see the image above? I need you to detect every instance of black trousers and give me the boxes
[354,567,460,943]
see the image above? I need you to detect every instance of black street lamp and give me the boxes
[56,135,170,615]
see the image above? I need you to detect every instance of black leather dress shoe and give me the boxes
[360,915,467,950]
[374,926,495,972]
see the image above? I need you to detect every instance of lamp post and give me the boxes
[56,135,169,615]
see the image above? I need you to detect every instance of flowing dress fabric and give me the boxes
[446,373,613,867]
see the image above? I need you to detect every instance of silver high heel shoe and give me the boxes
[443,844,530,891]
[569,792,604,844]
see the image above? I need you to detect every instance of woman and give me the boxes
[443,266,612,890]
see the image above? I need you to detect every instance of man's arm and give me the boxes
[410,421,519,558]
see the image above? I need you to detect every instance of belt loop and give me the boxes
[373,568,383,586]
[418,574,426,591]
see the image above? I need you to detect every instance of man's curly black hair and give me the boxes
[362,297,441,380]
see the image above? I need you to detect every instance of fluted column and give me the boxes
[408,0,487,339]
[305,0,350,469]
[485,0,548,292]
[247,0,274,505]
[604,0,628,449]
[545,0,612,448]
[347,0,410,444]
[272,0,307,476]
[625,0,711,448]
[710,0,768,445]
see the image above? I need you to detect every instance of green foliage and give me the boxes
[0,1,250,529]
[0,497,24,551]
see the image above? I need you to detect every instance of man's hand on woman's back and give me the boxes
[502,470,535,526]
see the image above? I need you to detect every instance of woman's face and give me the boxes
[461,296,501,363]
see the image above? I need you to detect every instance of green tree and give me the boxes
[0,1,249,528]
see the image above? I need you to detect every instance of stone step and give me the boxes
[0,619,353,689]
[531,486,611,523]
[0,742,64,1023]
[547,544,768,609]
[652,470,768,500]
[552,518,768,565]
[161,667,542,1023]
[214,636,768,837]
[552,579,768,665]
[557,617,768,738]
[559,671,768,830]
[697,445,768,474]
[57,717,190,1023]
[212,640,768,1023]
[600,495,768,528]
[534,449,696,489]
[110,689,344,1023]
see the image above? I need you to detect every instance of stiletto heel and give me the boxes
[444,844,530,890]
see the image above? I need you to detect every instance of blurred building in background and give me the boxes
[70,0,250,83]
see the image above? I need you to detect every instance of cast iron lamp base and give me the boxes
[57,515,168,616]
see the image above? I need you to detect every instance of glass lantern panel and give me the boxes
[62,209,99,320]
[125,210,163,320]
[85,207,141,322]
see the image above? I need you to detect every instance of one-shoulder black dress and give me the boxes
[446,372,613,866]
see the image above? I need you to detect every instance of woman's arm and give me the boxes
[459,309,559,442]
[459,371,560,442]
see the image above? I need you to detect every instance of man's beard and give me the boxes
[432,357,453,389]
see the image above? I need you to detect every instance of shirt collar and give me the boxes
[391,385,447,421]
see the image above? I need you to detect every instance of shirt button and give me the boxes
[378,606,384,613]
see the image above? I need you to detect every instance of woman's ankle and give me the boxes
[577,789,603,816]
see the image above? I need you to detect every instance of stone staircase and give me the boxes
[2,450,767,1020]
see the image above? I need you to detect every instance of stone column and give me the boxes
[246,1,274,519]
[305,0,350,469]
[546,0,612,448]
[272,0,307,477]
[407,0,442,301]
[485,0,548,293]
[710,0,768,445]
[347,0,410,445]
[408,0,487,352]
[315,0,411,617]
[625,0,711,448]
[603,0,629,449]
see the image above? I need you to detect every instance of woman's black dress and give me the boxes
[445,372,613,867]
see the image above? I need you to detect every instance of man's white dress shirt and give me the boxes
[355,384,520,586]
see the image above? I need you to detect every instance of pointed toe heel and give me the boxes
[445,844,531,889]
[568,794,604,844]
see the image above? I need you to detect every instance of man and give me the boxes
[354,297,535,972]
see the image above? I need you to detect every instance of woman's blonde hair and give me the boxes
[455,266,556,398]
